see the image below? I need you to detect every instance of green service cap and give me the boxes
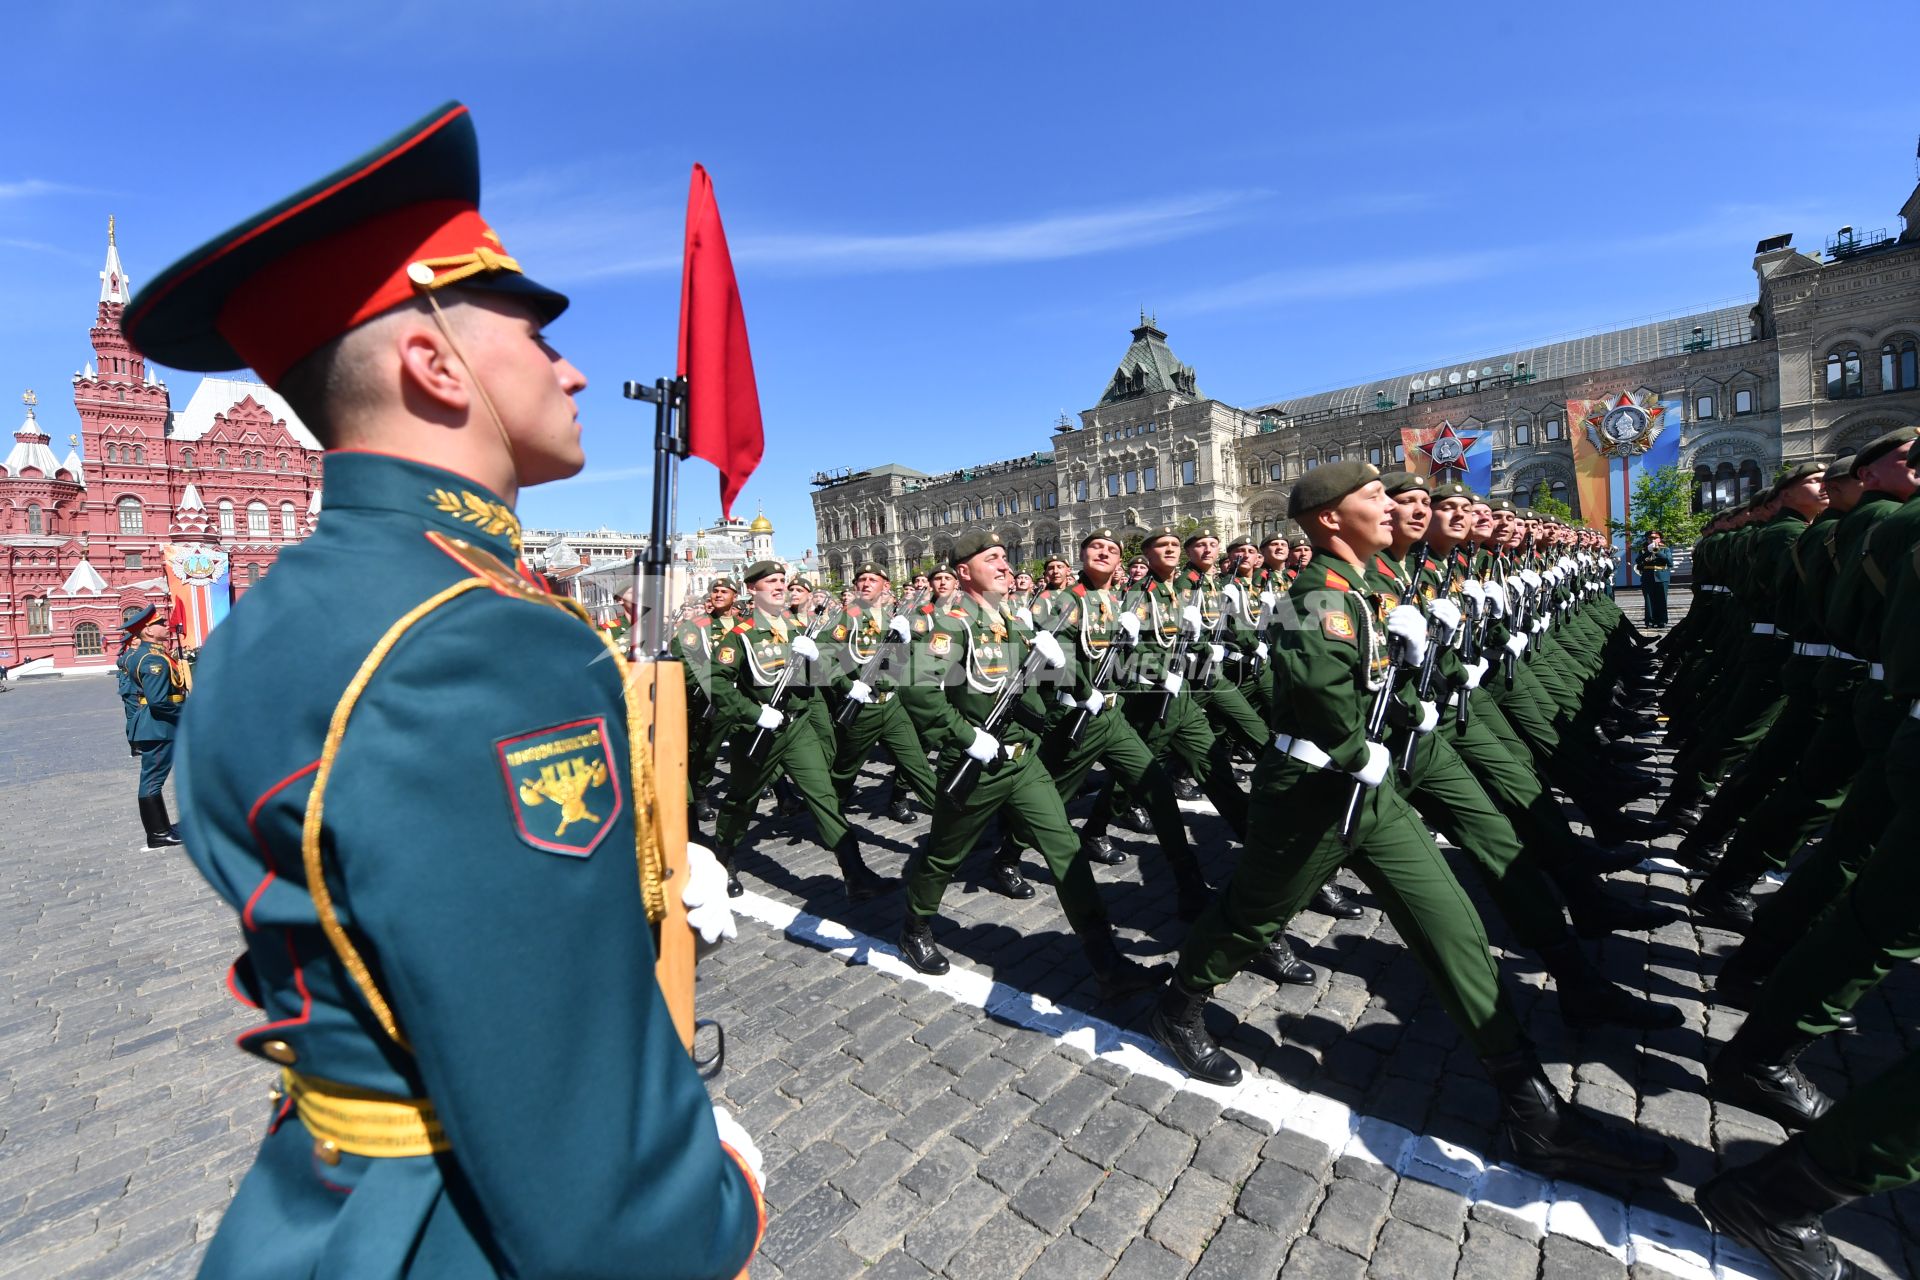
[1487,497,1515,513]
[1777,460,1827,486]
[949,531,1005,566]
[1379,470,1429,497]
[1288,460,1381,519]
[742,559,787,584]
[1852,426,1919,475]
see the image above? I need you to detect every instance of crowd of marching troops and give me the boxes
[655,440,1920,1279]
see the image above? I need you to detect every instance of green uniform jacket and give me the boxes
[900,593,1055,762]
[177,452,760,1280]
[1268,551,1390,773]
[127,640,186,741]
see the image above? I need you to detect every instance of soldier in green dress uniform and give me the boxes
[129,102,765,1278]
[824,563,938,823]
[1145,461,1673,1182]
[124,605,188,848]
[1634,533,1671,627]
[894,532,1164,998]
[115,607,150,756]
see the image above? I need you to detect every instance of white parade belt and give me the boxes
[1272,734,1333,770]
[1792,643,1830,657]
[1911,698,1920,722]
[1751,622,1781,635]
[1828,647,1863,663]
[1870,664,1886,681]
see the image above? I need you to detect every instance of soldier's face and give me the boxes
[854,573,887,601]
[958,547,1011,595]
[1328,481,1395,555]
[1263,540,1287,569]
[709,588,736,613]
[931,571,957,594]
[1145,539,1181,575]
[1187,537,1220,569]
[464,296,590,487]
[1489,511,1517,544]
[1469,503,1494,538]
[1288,543,1312,567]
[749,577,785,610]
[1045,562,1070,587]
[1389,491,1431,543]
[912,575,930,592]
[1432,497,1472,543]
[1127,562,1148,581]
[142,619,170,643]
[1082,538,1121,578]
[1015,573,1034,592]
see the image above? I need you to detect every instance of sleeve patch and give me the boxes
[716,645,737,665]
[1322,612,1357,642]
[928,632,953,657]
[495,717,623,857]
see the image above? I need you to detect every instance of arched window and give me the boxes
[248,501,270,537]
[1737,459,1763,501]
[73,622,103,657]
[1827,349,1863,399]
[117,496,143,533]
[218,499,235,535]
[1514,420,1532,446]
[1549,479,1570,505]
[1734,388,1755,414]
[1696,394,1715,421]
[280,501,297,537]
[246,563,262,585]
[26,597,50,635]
[1544,418,1563,441]
[180,447,194,468]
[133,445,145,465]
[26,503,43,535]
[1269,461,1285,481]
[1694,464,1714,512]
[309,456,321,475]
[279,453,289,471]
[1883,340,1919,392]
[217,449,228,468]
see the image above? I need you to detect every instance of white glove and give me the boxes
[755,704,784,731]
[1259,591,1277,609]
[1181,605,1203,634]
[1531,616,1549,635]
[1427,598,1462,638]
[1083,688,1106,716]
[889,615,912,642]
[1162,671,1184,695]
[1484,585,1507,618]
[1385,605,1428,666]
[1207,644,1227,665]
[1416,700,1439,734]
[1460,579,1485,608]
[1464,658,1489,689]
[1519,569,1542,590]
[847,679,874,704]
[682,841,737,946]
[1030,629,1067,670]
[966,728,1000,763]
[1350,741,1391,788]
[711,1105,764,1188]
[1015,607,1034,628]
[789,635,819,661]
[1505,634,1527,657]
[1254,641,1270,661]
[1117,612,1141,640]
[1505,583,1525,613]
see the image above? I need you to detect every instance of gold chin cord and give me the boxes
[409,273,521,473]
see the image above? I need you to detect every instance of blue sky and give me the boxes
[4,2,1915,555]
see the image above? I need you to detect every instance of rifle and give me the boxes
[1135,579,1202,725]
[1454,542,1482,730]
[1187,576,1238,689]
[1340,628,1406,846]
[741,606,832,764]
[941,618,1063,804]
[1502,530,1536,690]
[833,593,921,728]
[1395,541,1450,782]
[1062,594,1137,747]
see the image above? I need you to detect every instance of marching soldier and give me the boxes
[1634,533,1671,628]
[130,102,764,1277]
[1146,462,1674,1183]
[671,576,741,824]
[708,561,894,899]
[824,563,938,823]
[124,605,187,848]
[894,532,1164,997]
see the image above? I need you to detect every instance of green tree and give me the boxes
[1529,483,1576,523]
[1608,463,1707,548]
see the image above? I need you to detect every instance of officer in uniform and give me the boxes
[127,103,764,1277]
[1634,533,1671,628]
[895,532,1163,998]
[824,563,937,823]
[671,577,741,824]
[707,560,894,900]
[115,608,149,756]
[1145,461,1673,1183]
[125,605,187,848]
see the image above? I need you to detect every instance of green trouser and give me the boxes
[1443,690,1588,869]
[1404,730,1568,951]
[1677,640,1792,795]
[1123,693,1248,836]
[1194,680,1270,755]
[1488,660,1564,760]
[1801,1046,1920,1195]
[1692,655,1826,849]
[804,695,838,756]
[905,747,1106,929]
[1719,662,1866,874]
[830,696,937,809]
[1175,751,1524,1057]
[1233,659,1273,721]
[1737,683,1905,970]
[1744,716,1920,1044]
[714,697,850,850]
[1030,704,1188,853]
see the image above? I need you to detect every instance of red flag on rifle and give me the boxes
[676,164,764,519]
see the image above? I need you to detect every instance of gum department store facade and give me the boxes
[812,169,1920,582]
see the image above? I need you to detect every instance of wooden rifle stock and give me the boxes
[632,658,696,1053]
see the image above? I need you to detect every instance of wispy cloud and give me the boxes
[0,179,90,202]
[1170,250,1512,314]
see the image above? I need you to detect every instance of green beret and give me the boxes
[708,577,739,593]
[1261,529,1289,545]
[1224,535,1255,553]
[1828,455,1856,478]
[950,531,1005,566]
[1379,470,1429,496]
[1288,460,1381,519]
[1080,527,1122,551]
[1284,522,1309,542]
[1852,426,1919,475]
[1181,527,1218,548]
[1517,508,1538,521]
[1141,527,1182,550]
[788,576,814,590]
[742,559,787,584]
[1777,460,1827,486]
[1487,497,1516,513]
[853,563,890,580]
[1431,479,1472,502]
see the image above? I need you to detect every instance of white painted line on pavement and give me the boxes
[726,888,1773,1280]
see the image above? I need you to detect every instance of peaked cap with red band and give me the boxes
[122,102,568,386]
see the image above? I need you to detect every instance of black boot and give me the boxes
[1653,791,1704,836]
[1697,1139,1867,1280]
[1481,1049,1676,1178]
[1171,776,1202,802]
[898,914,949,975]
[1585,810,1664,849]
[773,778,805,818]
[833,833,897,902]
[1561,836,1652,875]
[988,837,1036,900]
[1710,1021,1836,1130]
[1076,922,1165,1000]
[1310,881,1364,920]
[720,849,744,899]
[1081,832,1126,866]
[692,791,716,822]
[137,795,183,848]
[1691,865,1756,932]
[1670,826,1727,872]
[1148,981,1241,1085]
[1118,804,1154,833]
[1538,939,1682,1030]
[1561,878,1676,939]
[887,795,915,824]
[1247,936,1316,986]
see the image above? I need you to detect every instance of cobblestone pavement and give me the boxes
[3,590,1917,1278]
